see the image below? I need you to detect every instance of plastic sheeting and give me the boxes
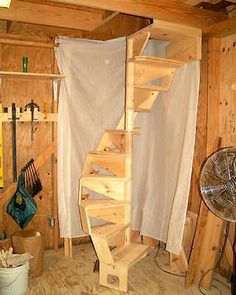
[55,37,200,255]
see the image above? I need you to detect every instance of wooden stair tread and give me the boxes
[91,223,129,238]
[80,199,129,209]
[113,243,149,267]
[131,56,183,68]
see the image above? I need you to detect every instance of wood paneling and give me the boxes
[187,34,236,288]
[0,44,57,249]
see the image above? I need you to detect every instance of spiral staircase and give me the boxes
[78,19,201,292]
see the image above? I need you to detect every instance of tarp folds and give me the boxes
[55,37,200,254]
[55,37,126,237]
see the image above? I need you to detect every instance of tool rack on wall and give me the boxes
[0,68,64,250]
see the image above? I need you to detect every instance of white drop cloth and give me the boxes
[55,37,200,254]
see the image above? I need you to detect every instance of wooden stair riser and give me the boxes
[98,132,128,154]
[107,231,126,248]
[86,205,126,224]
[130,31,150,57]
[83,154,126,177]
[92,223,128,248]
[80,178,127,200]
[79,199,129,234]
[134,63,175,86]
[166,36,201,63]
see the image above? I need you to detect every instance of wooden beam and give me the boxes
[92,11,119,31]
[0,0,106,31]
[6,21,83,39]
[51,0,228,28]
[204,18,236,38]
[0,33,55,47]
[186,38,224,289]
[187,40,208,214]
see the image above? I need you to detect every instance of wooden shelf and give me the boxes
[0,71,65,81]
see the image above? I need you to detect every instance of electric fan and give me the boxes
[200,147,236,222]
[199,147,236,295]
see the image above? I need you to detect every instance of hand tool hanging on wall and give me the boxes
[7,171,37,229]
[24,100,40,141]
[22,159,42,197]
[11,103,17,183]
[6,159,42,229]
[0,103,4,188]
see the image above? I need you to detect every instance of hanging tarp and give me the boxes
[55,37,200,254]
[55,37,126,237]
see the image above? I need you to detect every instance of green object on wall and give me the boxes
[7,172,37,229]
[22,56,29,73]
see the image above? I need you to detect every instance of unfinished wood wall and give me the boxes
[0,44,57,249]
[219,33,236,276]
[187,33,236,285]
[220,34,236,148]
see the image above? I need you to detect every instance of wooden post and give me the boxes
[186,38,224,289]
[51,48,59,251]
[187,40,208,215]
[64,237,73,257]
[124,37,134,245]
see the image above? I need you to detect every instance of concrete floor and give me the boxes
[29,243,231,295]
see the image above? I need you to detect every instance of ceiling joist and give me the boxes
[0,0,115,31]
[50,0,228,28]
[204,17,236,37]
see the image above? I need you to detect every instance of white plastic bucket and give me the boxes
[0,261,29,295]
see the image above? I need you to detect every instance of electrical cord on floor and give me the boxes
[154,243,187,278]
[198,221,230,295]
